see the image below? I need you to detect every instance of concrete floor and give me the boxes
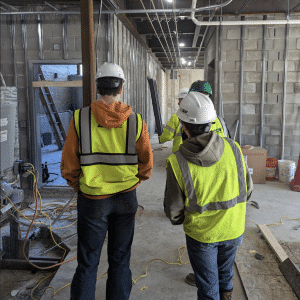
[2,135,300,299]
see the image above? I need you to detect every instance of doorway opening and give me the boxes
[32,62,83,188]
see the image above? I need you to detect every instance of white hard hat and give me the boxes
[96,62,126,81]
[176,92,217,124]
[177,88,189,98]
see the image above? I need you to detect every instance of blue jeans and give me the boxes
[70,189,138,300]
[186,234,243,300]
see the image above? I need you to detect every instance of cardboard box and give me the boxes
[241,145,267,184]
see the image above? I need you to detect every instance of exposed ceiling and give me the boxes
[1,0,300,69]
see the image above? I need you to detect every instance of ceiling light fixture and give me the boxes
[188,62,191,66]
[166,0,173,3]
[179,42,185,47]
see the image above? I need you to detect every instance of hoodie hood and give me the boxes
[179,131,224,167]
[91,99,132,128]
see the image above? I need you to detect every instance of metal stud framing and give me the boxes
[239,16,245,145]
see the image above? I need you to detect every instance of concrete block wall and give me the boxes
[210,14,300,163]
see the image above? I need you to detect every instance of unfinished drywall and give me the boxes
[208,14,300,164]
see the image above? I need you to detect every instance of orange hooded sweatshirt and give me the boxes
[61,99,153,199]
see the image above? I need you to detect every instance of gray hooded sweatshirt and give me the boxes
[163,131,253,225]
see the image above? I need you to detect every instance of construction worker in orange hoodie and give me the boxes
[61,62,153,300]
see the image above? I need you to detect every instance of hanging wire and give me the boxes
[149,0,174,63]
[172,0,182,67]
[193,1,221,68]
[95,0,103,71]
[160,0,178,67]
[138,0,171,63]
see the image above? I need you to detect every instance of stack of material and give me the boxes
[289,155,300,192]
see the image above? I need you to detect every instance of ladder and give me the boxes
[38,66,66,150]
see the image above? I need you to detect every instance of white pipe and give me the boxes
[0,1,233,15]
[191,0,233,25]
[190,0,300,26]
[190,19,300,26]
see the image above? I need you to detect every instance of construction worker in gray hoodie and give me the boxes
[164,91,253,300]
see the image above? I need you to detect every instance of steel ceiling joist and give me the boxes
[44,1,59,11]
[138,0,171,62]
[0,0,18,11]
[143,32,203,37]
[136,19,196,35]
[192,23,201,48]
[289,2,300,14]
[235,0,253,16]
[148,0,174,62]
[154,52,204,57]
[151,48,204,53]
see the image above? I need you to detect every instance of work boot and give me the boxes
[185,273,196,287]
[220,291,233,300]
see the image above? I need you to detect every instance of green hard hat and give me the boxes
[189,81,212,95]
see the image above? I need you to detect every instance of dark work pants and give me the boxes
[186,234,243,300]
[70,189,138,300]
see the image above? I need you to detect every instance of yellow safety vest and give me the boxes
[160,115,229,153]
[159,114,183,153]
[166,138,247,243]
[74,107,143,196]
[210,116,229,138]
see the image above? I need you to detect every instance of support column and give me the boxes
[80,0,96,107]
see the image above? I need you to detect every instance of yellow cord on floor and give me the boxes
[246,216,300,227]
[41,246,189,299]
[42,215,300,299]
[5,163,300,299]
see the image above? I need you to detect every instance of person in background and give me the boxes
[164,91,253,300]
[61,62,153,300]
[189,80,231,138]
[159,87,189,152]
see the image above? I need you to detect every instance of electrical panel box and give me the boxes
[0,103,17,172]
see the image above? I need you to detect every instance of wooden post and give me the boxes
[80,0,96,107]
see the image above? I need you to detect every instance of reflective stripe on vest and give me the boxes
[175,138,246,214]
[175,126,182,136]
[165,125,175,133]
[79,107,138,165]
[218,116,229,138]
